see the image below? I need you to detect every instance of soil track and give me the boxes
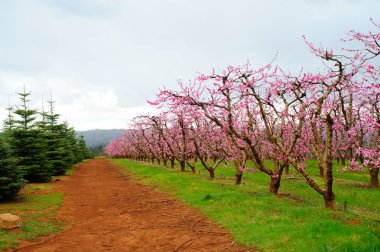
[15,158,251,251]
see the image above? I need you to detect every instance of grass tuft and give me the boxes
[0,161,81,250]
[0,191,62,249]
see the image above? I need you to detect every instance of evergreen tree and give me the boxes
[1,87,93,199]
[58,122,76,168]
[66,126,82,163]
[77,135,92,160]
[44,99,74,175]
[9,88,52,182]
[0,136,25,200]
[3,105,15,132]
[2,105,16,141]
[14,88,37,130]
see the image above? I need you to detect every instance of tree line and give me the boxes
[0,88,93,200]
[104,21,380,209]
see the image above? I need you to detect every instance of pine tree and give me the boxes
[44,98,74,175]
[9,87,52,182]
[60,122,76,167]
[3,105,15,132]
[0,136,25,200]
[77,135,87,160]
[14,87,37,130]
[80,136,94,159]
[2,105,16,142]
[66,126,82,163]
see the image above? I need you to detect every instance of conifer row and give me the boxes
[0,87,93,200]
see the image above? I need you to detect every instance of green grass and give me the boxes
[113,159,380,252]
[65,168,75,176]
[26,184,53,192]
[0,191,63,250]
[0,163,81,250]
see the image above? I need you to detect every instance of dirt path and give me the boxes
[15,158,251,252]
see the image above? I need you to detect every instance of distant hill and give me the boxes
[76,129,125,148]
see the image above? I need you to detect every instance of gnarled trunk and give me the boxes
[235,172,243,185]
[170,158,175,168]
[186,161,196,174]
[269,161,285,194]
[369,168,379,188]
[285,164,290,175]
[209,169,215,179]
[163,159,168,167]
[323,192,336,209]
[323,164,336,209]
[179,160,186,172]
[323,114,336,209]
[319,165,324,177]
[269,176,281,195]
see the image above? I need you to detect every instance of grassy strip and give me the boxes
[0,165,79,250]
[0,191,62,250]
[114,159,380,252]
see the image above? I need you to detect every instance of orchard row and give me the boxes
[105,21,379,208]
[0,88,93,200]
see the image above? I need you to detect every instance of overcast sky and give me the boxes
[0,0,379,130]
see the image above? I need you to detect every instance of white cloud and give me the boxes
[72,90,118,111]
[0,0,379,129]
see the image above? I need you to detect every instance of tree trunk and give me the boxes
[235,172,243,185]
[269,162,285,194]
[170,158,175,168]
[186,161,196,174]
[285,164,289,175]
[323,114,335,209]
[341,158,346,166]
[369,168,379,188]
[323,193,336,209]
[163,159,168,167]
[209,169,215,179]
[157,159,161,165]
[323,162,336,209]
[180,160,186,172]
[319,166,324,177]
[269,176,281,195]
[151,158,155,164]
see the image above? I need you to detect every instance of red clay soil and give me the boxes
[15,158,252,252]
